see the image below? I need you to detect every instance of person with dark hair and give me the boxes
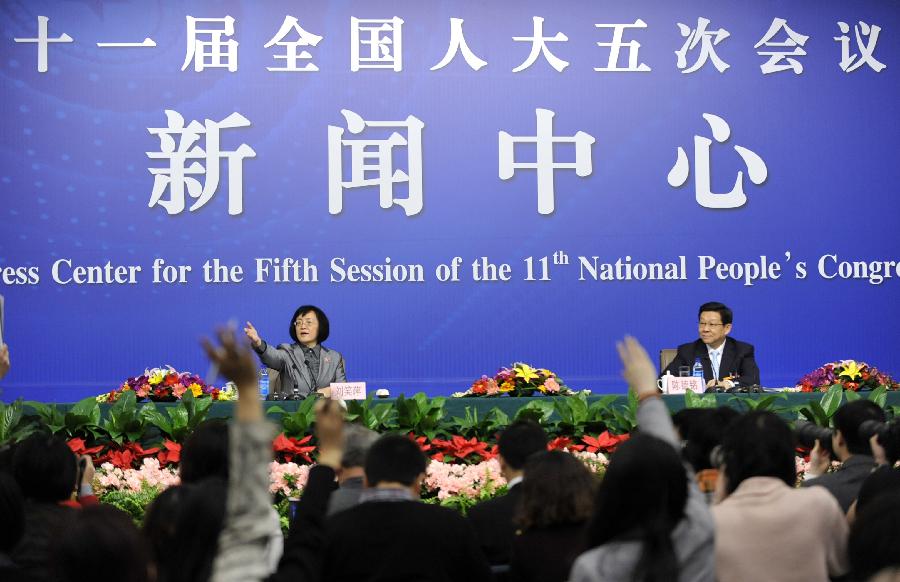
[672,407,739,502]
[0,473,27,582]
[10,433,95,581]
[571,337,715,582]
[803,399,885,512]
[179,419,284,575]
[848,491,900,581]
[662,301,760,389]
[326,423,379,515]
[244,305,346,397]
[53,504,152,582]
[322,433,492,581]
[712,411,848,581]
[509,451,595,582]
[468,419,548,566]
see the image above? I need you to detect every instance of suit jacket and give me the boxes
[255,341,345,396]
[323,499,492,582]
[466,484,522,565]
[663,337,760,387]
[801,454,877,513]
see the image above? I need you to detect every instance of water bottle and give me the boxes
[692,358,704,379]
[259,367,270,400]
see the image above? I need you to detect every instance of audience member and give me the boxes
[570,336,715,582]
[326,422,378,515]
[198,325,347,582]
[803,400,884,512]
[468,419,548,566]
[509,450,595,582]
[672,407,739,502]
[848,491,900,581]
[179,417,284,573]
[53,504,151,582]
[0,473,27,582]
[712,411,848,581]
[323,433,492,581]
[11,433,89,581]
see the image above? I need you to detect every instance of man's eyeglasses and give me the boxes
[698,322,724,329]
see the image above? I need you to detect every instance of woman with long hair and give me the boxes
[509,450,596,582]
[570,337,715,582]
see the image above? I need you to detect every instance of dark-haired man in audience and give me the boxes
[663,301,760,390]
[326,423,379,516]
[467,420,548,566]
[322,434,491,582]
[803,399,884,512]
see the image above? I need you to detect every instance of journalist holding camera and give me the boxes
[799,400,885,512]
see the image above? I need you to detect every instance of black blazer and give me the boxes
[466,484,522,565]
[323,499,492,582]
[663,337,760,387]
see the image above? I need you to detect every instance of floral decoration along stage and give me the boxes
[96,366,235,403]
[454,363,576,398]
[797,360,899,393]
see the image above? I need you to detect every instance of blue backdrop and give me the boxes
[1,0,898,401]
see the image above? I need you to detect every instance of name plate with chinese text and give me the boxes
[665,377,705,395]
[329,381,367,400]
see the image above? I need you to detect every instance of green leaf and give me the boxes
[868,386,888,408]
[843,390,860,402]
[820,385,843,418]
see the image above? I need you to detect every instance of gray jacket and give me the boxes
[569,398,716,582]
[254,341,346,396]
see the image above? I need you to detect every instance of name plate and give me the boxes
[664,377,705,395]
[329,381,367,400]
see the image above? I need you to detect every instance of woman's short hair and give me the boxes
[288,305,330,344]
[720,411,796,494]
[514,450,596,530]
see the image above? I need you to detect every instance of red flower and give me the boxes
[66,438,103,457]
[96,442,160,470]
[799,383,813,393]
[845,382,859,392]
[547,436,585,452]
[157,440,181,467]
[430,435,495,462]
[581,431,630,454]
[163,373,179,386]
[407,433,432,453]
[272,433,316,464]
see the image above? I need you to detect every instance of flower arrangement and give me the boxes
[97,366,235,403]
[454,363,575,397]
[796,360,899,392]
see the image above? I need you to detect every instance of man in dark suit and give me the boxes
[467,420,548,566]
[802,400,884,512]
[663,301,760,389]
[322,434,491,582]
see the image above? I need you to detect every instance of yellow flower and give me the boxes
[148,370,165,385]
[189,383,203,397]
[499,381,515,392]
[839,361,862,380]
[515,364,540,383]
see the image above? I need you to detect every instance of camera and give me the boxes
[794,421,834,455]
[859,418,900,465]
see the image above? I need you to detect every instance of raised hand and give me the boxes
[616,335,659,399]
[243,321,262,347]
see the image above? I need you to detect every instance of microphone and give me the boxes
[290,364,303,401]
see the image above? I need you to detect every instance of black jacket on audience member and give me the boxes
[467,483,523,565]
[323,499,492,582]
[802,454,877,513]
[509,522,587,582]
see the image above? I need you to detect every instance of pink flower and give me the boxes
[543,377,560,394]
[172,383,187,398]
[485,379,500,396]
